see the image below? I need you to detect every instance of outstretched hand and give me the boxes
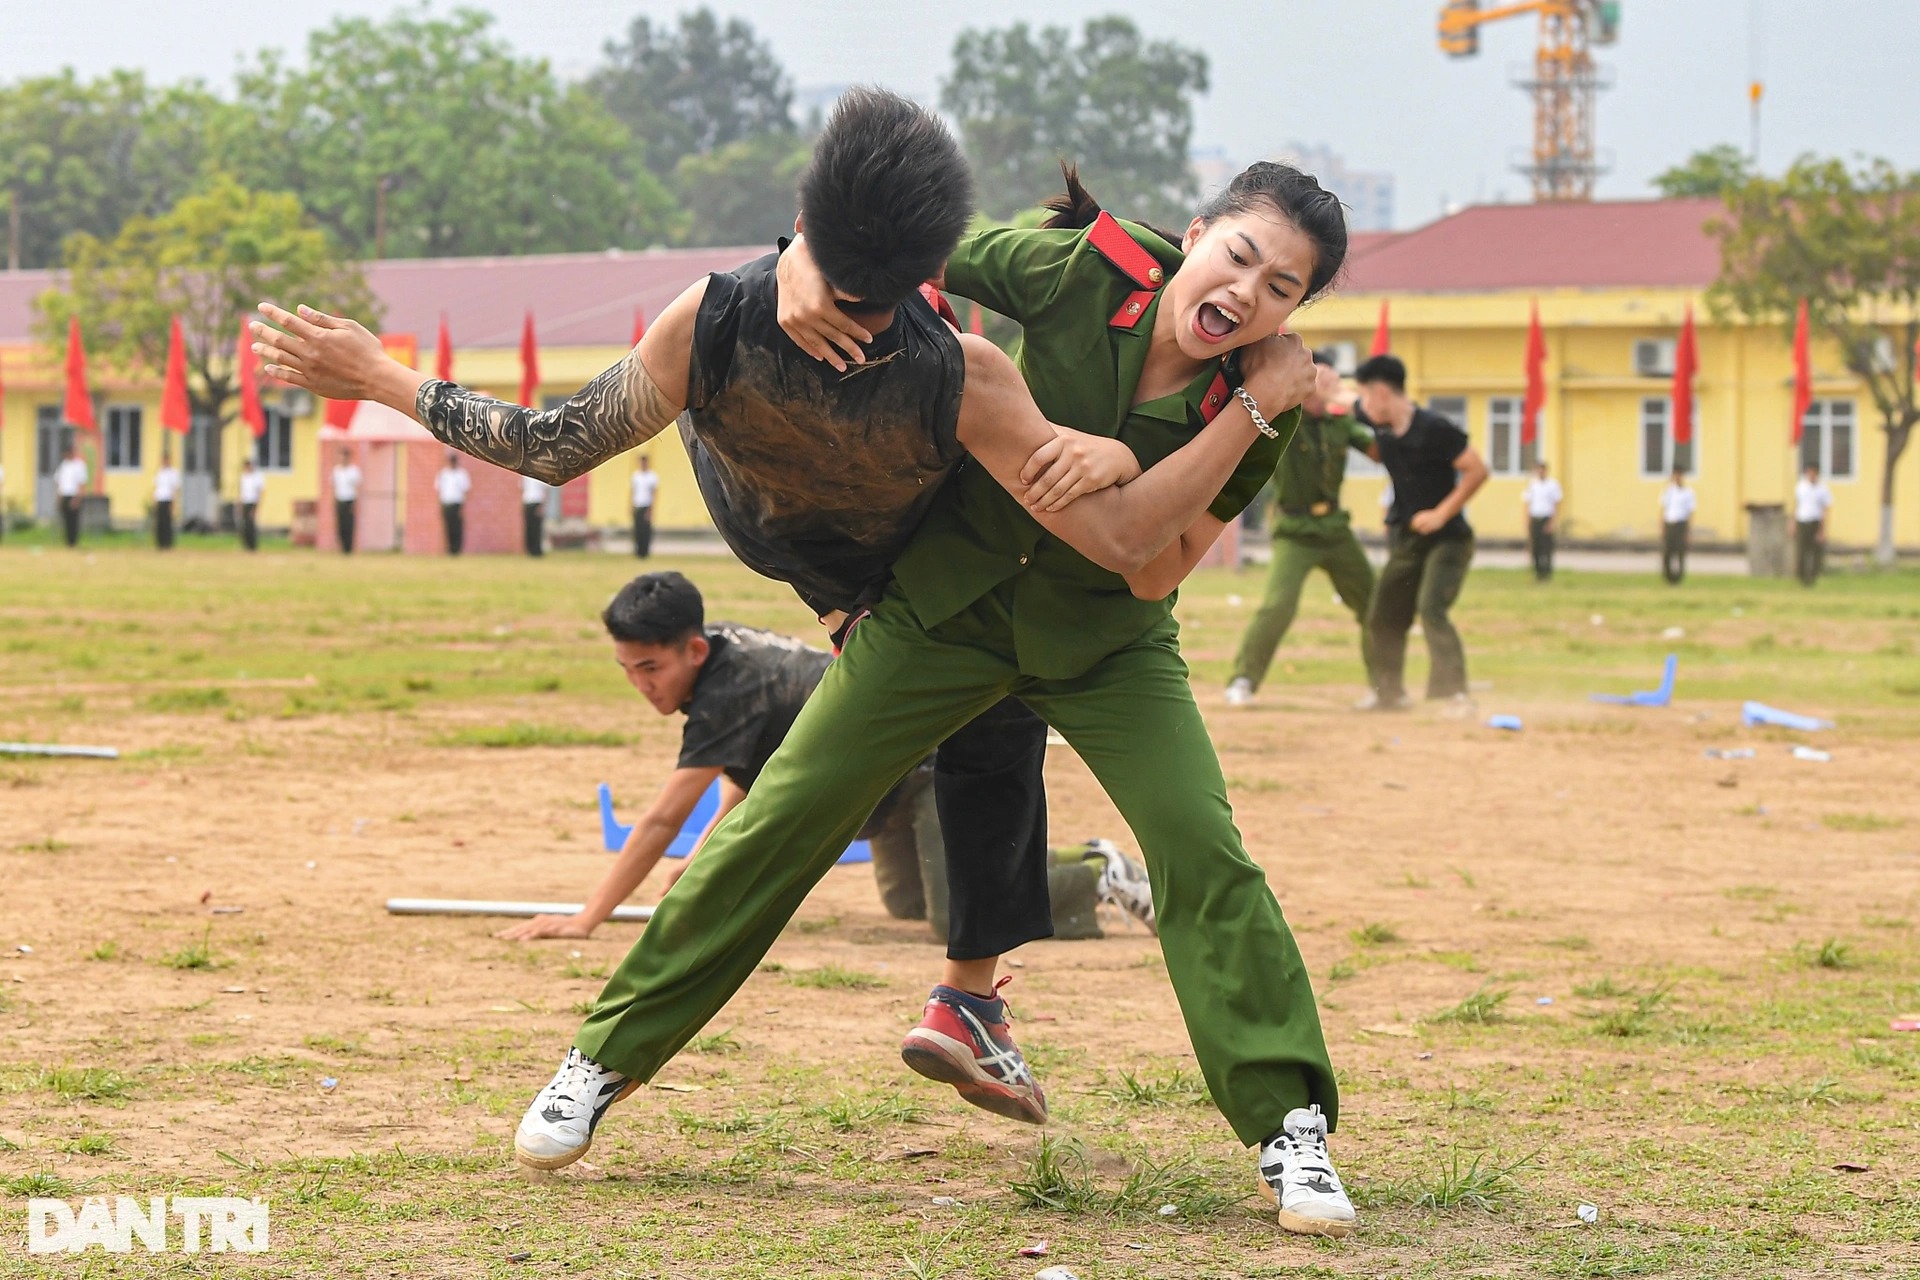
[251,302,392,402]
[495,912,597,942]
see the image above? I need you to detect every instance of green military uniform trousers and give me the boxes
[1232,516,1376,690]
[1367,526,1476,701]
[575,579,1339,1145]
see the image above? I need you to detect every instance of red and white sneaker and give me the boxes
[901,981,1047,1124]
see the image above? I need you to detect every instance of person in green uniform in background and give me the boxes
[1226,350,1378,706]
[508,161,1364,1241]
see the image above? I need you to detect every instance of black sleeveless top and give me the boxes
[682,251,967,617]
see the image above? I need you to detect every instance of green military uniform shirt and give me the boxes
[1269,410,1377,542]
[889,219,1300,679]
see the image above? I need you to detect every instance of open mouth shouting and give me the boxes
[1194,300,1243,344]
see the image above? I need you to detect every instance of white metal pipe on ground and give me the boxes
[385,898,654,922]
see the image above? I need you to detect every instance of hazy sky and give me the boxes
[4,0,1914,228]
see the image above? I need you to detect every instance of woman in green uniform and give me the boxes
[517,163,1362,1238]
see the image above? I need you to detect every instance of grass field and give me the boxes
[2,545,1918,1278]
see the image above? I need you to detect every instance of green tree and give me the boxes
[1652,144,1754,198]
[0,70,226,270]
[671,133,813,248]
[35,174,377,430]
[590,7,796,180]
[223,7,677,258]
[1707,156,1920,564]
[941,16,1207,227]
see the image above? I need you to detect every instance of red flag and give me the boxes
[1369,300,1391,357]
[62,315,95,430]
[323,397,357,430]
[1671,303,1698,446]
[967,304,985,337]
[517,311,540,408]
[1790,298,1812,445]
[1521,300,1547,446]
[435,312,453,382]
[160,315,191,434]
[236,320,266,438]
[631,307,647,348]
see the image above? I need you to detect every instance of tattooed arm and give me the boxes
[252,282,705,484]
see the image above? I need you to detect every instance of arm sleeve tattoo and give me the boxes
[414,349,680,485]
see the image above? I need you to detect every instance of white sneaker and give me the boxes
[1257,1105,1356,1237]
[1225,677,1255,708]
[1354,690,1413,712]
[1084,838,1156,935]
[1437,691,1476,719]
[514,1047,639,1170]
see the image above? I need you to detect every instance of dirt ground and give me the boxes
[3,552,1919,1278]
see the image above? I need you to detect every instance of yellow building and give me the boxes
[0,246,752,542]
[5,201,1914,553]
[1293,197,1919,552]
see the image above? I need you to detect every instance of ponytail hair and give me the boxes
[1038,164,1186,245]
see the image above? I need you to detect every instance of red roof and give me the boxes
[0,244,768,350]
[1341,197,1724,293]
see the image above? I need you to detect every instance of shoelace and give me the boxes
[1263,1129,1335,1183]
[542,1052,609,1116]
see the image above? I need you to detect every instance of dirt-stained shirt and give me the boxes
[682,252,967,618]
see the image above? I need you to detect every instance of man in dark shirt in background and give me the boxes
[1354,355,1489,710]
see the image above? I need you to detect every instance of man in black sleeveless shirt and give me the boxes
[253,89,1313,1127]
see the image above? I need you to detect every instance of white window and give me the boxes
[1640,397,1696,477]
[254,407,295,471]
[104,404,143,471]
[1799,400,1855,481]
[1487,396,1537,476]
[1427,396,1467,430]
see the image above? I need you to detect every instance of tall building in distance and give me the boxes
[1191,143,1396,231]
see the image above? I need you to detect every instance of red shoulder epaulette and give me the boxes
[1088,211,1167,331]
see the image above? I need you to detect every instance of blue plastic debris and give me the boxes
[1487,715,1523,731]
[599,780,870,863]
[1742,702,1834,732]
[1591,654,1677,707]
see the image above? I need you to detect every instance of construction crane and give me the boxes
[1439,1,1622,202]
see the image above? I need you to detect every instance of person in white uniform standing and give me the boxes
[1793,464,1833,586]
[1521,460,1563,582]
[630,454,658,558]
[331,448,362,554]
[238,457,266,551]
[435,451,472,555]
[1658,465,1696,585]
[152,448,182,551]
[521,473,547,557]
[54,443,89,548]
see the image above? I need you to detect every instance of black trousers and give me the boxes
[336,499,356,554]
[1794,521,1824,585]
[932,695,1051,961]
[241,503,258,552]
[61,497,81,547]
[154,499,174,550]
[1661,520,1688,584]
[442,503,464,556]
[522,503,544,556]
[1528,515,1554,580]
[632,505,653,557]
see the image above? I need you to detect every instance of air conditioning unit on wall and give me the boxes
[1633,339,1676,378]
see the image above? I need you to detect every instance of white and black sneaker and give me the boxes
[1257,1105,1356,1238]
[1225,677,1256,708]
[1084,838,1156,935]
[514,1047,639,1170]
